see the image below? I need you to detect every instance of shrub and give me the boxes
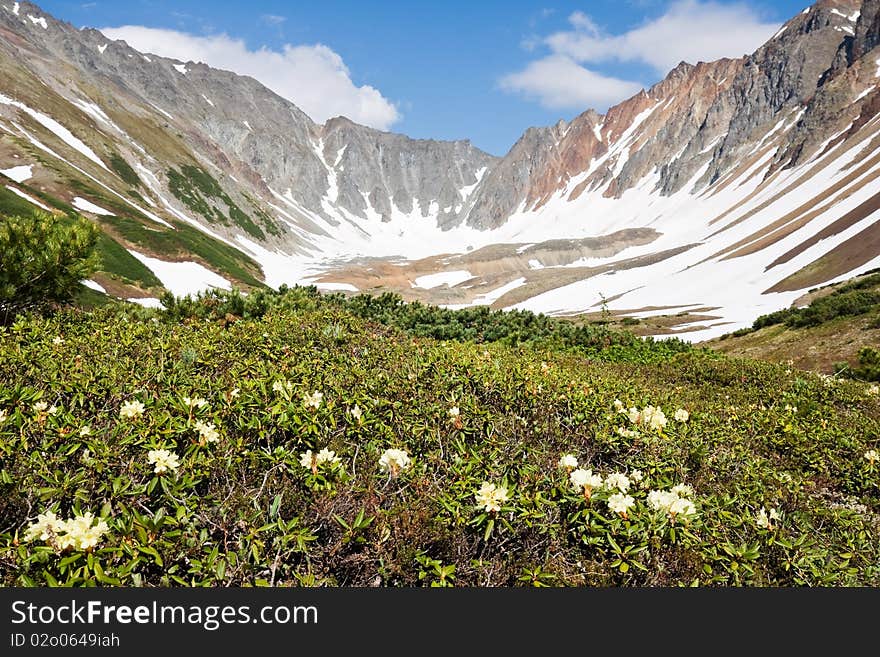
[0,212,98,323]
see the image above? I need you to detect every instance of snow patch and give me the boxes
[173,63,187,75]
[72,196,114,216]
[5,185,52,211]
[97,44,107,54]
[12,2,19,16]
[128,251,231,297]
[0,94,108,170]
[412,270,473,289]
[27,14,46,29]
[82,279,106,294]
[127,297,163,308]
[313,282,359,292]
[201,94,214,108]
[0,164,32,182]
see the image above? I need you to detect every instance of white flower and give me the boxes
[194,420,220,444]
[23,510,65,542]
[647,490,678,512]
[147,448,180,474]
[78,426,91,437]
[756,506,781,530]
[304,391,323,409]
[230,388,241,398]
[630,469,643,483]
[865,449,879,465]
[350,405,363,422]
[570,468,603,496]
[627,407,641,424]
[868,385,879,395]
[47,405,58,416]
[299,450,316,469]
[613,399,625,413]
[272,379,293,395]
[119,400,145,419]
[474,482,509,513]
[379,448,411,475]
[617,427,639,438]
[558,454,579,470]
[33,401,48,414]
[448,406,461,418]
[0,409,7,423]
[669,497,697,517]
[52,336,64,346]
[642,406,667,431]
[604,472,631,493]
[316,448,340,465]
[541,361,550,373]
[671,483,694,498]
[61,512,110,551]
[607,493,635,516]
[183,396,208,409]
[674,408,690,422]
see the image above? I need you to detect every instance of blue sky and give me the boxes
[36,1,810,155]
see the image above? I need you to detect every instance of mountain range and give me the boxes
[2,0,880,339]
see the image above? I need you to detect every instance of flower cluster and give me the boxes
[865,449,878,466]
[379,448,411,476]
[24,510,110,551]
[474,482,509,513]
[194,420,220,444]
[674,408,689,422]
[570,468,604,498]
[0,408,7,423]
[119,400,145,419]
[557,454,579,470]
[33,401,58,416]
[607,493,636,517]
[304,391,323,409]
[646,484,698,520]
[756,506,781,530]
[300,448,341,473]
[627,405,667,431]
[183,396,208,409]
[349,405,363,422]
[147,448,180,474]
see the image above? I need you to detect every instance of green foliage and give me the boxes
[167,165,269,240]
[0,300,877,587]
[753,272,880,330]
[159,286,695,363]
[0,213,99,323]
[93,232,162,288]
[100,215,263,288]
[851,347,880,382]
[109,154,141,188]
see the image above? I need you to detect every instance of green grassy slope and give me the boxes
[0,290,877,587]
[709,270,880,374]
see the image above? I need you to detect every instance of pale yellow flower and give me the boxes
[604,472,631,493]
[570,468,603,496]
[865,449,879,465]
[23,511,65,542]
[379,448,411,475]
[147,448,180,474]
[33,401,48,414]
[119,400,145,419]
[674,409,690,422]
[304,391,323,409]
[474,482,509,513]
[78,426,92,437]
[607,493,635,516]
[350,405,363,422]
[316,448,340,465]
[194,420,220,444]
[558,454,578,470]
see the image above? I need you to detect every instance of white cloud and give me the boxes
[100,26,400,130]
[502,0,780,110]
[499,55,643,110]
[548,0,780,73]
